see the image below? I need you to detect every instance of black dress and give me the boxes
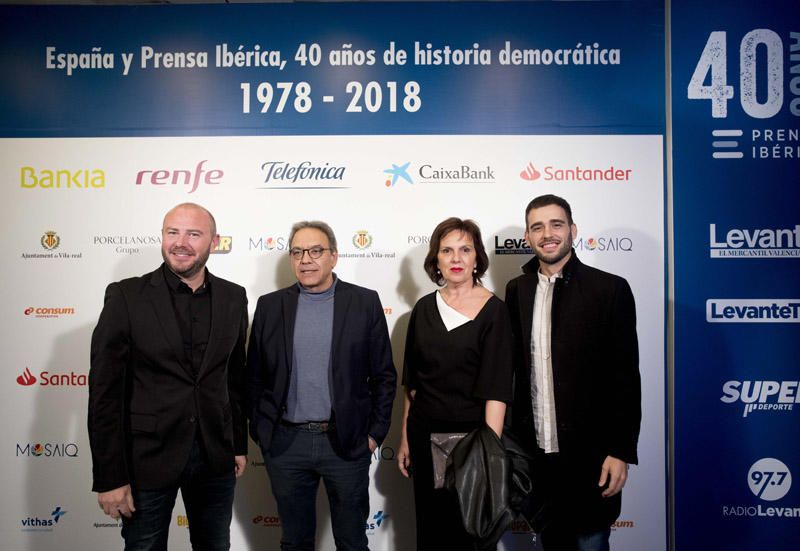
[403,292,514,550]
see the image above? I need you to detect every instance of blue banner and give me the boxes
[0,2,664,137]
[672,0,800,548]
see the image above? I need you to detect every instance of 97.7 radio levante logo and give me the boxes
[723,458,799,519]
[687,29,800,160]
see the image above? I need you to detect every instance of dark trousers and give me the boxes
[407,416,484,551]
[121,439,235,551]
[263,424,371,551]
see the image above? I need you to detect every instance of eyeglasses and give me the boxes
[289,247,332,260]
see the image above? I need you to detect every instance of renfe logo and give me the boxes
[709,224,800,258]
[706,300,800,322]
[136,160,223,194]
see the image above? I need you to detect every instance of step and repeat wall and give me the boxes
[672,0,800,549]
[0,2,668,550]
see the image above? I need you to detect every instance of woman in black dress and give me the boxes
[397,217,514,550]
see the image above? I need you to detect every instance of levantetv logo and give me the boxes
[706,300,800,322]
[709,224,800,258]
[721,380,798,418]
[21,506,67,532]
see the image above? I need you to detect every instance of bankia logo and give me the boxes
[24,306,76,319]
[16,367,87,387]
[21,166,105,189]
[494,234,532,255]
[722,458,798,519]
[259,161,348,190]
[518,161,631,183]
[721,380,798,418]
[16,442,79,458]
[383,162,413,187]
[706,300,800,323]
[709,224,800,258]
[135,160,223,194]
[20,506,67,532]
[574,235,633,252]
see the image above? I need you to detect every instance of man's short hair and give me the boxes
[423,217,489,286]
[525,194,574,226]
[165,202,217,236]
[289,220,338,252]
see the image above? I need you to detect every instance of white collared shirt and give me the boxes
[531,270,561,453]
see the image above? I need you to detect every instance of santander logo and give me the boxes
[17,367,36,386]
[520,162,541,181]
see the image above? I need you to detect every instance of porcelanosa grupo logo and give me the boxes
[518,161,631,183]
[92,234,161,256]
[258,161,348,190]
[721,380,798,418]
[135,160,223,194]
[709,223,800,258]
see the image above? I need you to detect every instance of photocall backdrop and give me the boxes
[671,0,800,549]
[0,2,668,550]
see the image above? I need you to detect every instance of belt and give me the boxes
[280,420,332,432]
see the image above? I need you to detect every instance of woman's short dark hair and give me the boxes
[423,217,489,286]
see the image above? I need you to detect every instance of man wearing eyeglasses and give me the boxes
[247,220,396,551]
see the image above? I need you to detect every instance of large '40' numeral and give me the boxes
[688,30,784,119]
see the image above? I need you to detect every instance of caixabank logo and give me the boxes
[20,506,67,532]
[709,224,800,258]
[383,161,494,187]
[721,380,798,418]
[722,458,799,519]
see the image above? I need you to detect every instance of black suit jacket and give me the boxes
[505,253,640,530]
[88,265,248,492]
[247,278,396,459]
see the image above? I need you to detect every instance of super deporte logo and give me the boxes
[721,380,798,418]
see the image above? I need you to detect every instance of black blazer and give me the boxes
[247,278,396,459]
[88,266,248,492]
[505,253,640,530]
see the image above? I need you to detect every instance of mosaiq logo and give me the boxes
[135,160,223,194]
[721,380,798,418]
[706,299,800,323]
[16,441,79,458]
[259,161,348,190]
[574,235,633,252]
[722,458,799,519]
[709,224,800,258]
[249,235,290,252]
[518,161,632,182]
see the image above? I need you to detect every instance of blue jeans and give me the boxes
[264,424,371,551]
[121,439,235,551]
[540,527,611,551]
